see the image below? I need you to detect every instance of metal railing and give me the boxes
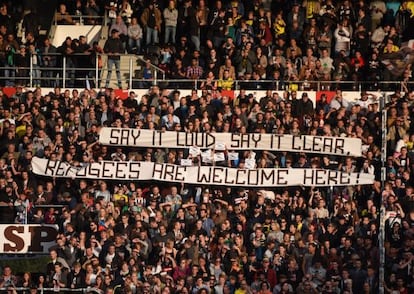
[53,14,105,26]
[0,286,102,293]
[0,52,412,90]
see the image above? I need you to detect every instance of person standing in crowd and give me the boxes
[163,0,178,45]
[104,29,124,89]
[40,38,57,87]
[140,0,162,46]
[1,1,414,294]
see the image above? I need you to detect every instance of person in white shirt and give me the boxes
[334,21,351,56]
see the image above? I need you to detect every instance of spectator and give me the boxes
[103,29,124,89]
[1,0,414,293]
[334,21,351,57]
[55,4,74,25]
[127,17,143,54]
[163,0,178,45]
[186,57,203,80]
[40,38,57,87]
[110,15,128,46]
[140,0,162,46]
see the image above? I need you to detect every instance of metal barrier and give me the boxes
[0,53,411,90]
[53,15,105,26]
[0,287,102,293]
[0,204,65,225]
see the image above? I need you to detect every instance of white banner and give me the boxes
[99,128,362,157]
[0,224,58,253]
[31,158,374,187]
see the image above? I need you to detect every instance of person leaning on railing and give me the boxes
[55,3,75,25]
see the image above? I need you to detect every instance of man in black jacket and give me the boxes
[104,29,124,88]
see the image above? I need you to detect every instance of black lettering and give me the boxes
[251,134,261,148]
[164,164,176,181]
[292,135,301,150]
[66,166,80,177]
[88,163,100,177]
[197,167,211,183]
[45,160,57,176]
[102,162,114,178]
[28,225,58,252]
[312,136,322,152]
[230,133,240,148]
[301,136,311,151]
[3,226,25,252]
[120,129,130,145]
[315,170,326,185]
[194,133,203,147]
[115,162,127,179]
[303,169,314,185]
[224,168,235,184]
[327,170,338,184]
[240,134,250,148]
[340,172,351,185]
[115,162,128,179]
[323,138,333,153]
[131,129,141,145]
[276,170,288,185]
[248,169,259,185]
[175,166,186,181]
[185,133,193,147]
[271,134,282,149]
[235,169,246,185]
[109,129,120,145]
[261,169,275,184]
[152,163,164,179]
[176,132,185,146]
[334,138,345,155]
[76,165,87,177]
[55,162,67,176]
[355,173,360,185]
[206,133,216,148]
[154,130,162,146]
[129,162,141,179]
[212,167,223,184]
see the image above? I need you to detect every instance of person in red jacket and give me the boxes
[261,257,277,289]
[257,20,272,46]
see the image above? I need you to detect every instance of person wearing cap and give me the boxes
[296,92,314,118]
[103,28,124,88]
[261,257,277,289]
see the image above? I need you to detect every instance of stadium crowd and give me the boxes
[0,0,413,294]
[0,0,414,89]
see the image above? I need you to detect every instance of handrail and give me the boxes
[136,55,166,81]
[0,52,410,90]
[137,56,165,85]
[53,14,105,26]
[0,287,101,293]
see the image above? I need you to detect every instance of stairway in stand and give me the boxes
[97,26,141,89]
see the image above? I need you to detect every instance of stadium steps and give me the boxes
[97,25,145,89]
[99,54,143,89]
